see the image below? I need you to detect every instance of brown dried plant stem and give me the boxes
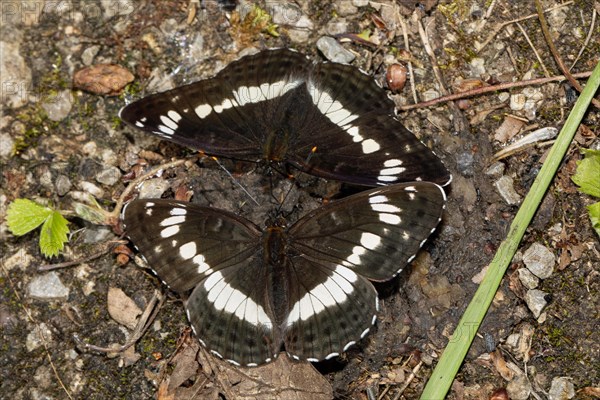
[397,71,593,111]
[534,0,600,109]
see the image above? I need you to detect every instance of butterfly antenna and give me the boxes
[209,155,260,206]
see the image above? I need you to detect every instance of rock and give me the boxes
[548,377,575,400]
[336,0,358,17]
[485,162,506,179]
[494,175,522,205]
[456,151,475,176]
[79,181,105,198]
[41,89,74,121]
[524,289,548,318]
[268,2,313,43]
[55,174,72,196]
[316,37,355,64]
[510,93,526,111]
[506,374,532,400]
[1,40,33,109]
[81,45,100,66]
[523,243,555,279]
[518,268,539,289]
[0,132,15,160]
[138,177,171,199]
[469,57,485,76]
[96,166,122,186]
[26,323,54,352]
[27,271,70,301]
[352,0,369,6]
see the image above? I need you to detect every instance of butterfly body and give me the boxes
[120,49,451,187]
[123,182,446,366]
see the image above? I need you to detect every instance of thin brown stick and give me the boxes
[476,1,574,53]
[397,71,593,111]
[534,0,600,109]
[570,8,596,70]
[38,239,127,271]
[398,13,418,104]
[516,22,550,78]
[74,290,165,354]
[1,264,74,400]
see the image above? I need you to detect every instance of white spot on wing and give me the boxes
[179,241,197,260]
[378,213,401,224]
[362,139,380,154]
[360,232,381,250]
[160,215,185,226]
[379,167,406,175]
[157,125,174,135]
[384,159,403,167]
[167,110,182,122]
[160,225,179,238]
[170,208,187,216]
[160,115,178,130]
[195,104,212,118]
[371,203,402,213]
[193,254,210,274]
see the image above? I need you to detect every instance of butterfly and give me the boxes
[122,182,446,366]
[119,48,451,187]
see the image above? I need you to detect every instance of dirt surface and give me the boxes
[1,1,599,399]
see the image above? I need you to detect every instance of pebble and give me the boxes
[518,268,539,289]
[1,40,33,109]
[96,166,122,186]
[485,162,506,179]
[336,0,358,17]
[26,323,54,352]
[27,271,70,301]
[269,3,313,43]
[494,175,522,205]
[82,226,113,244]
[0,132,15,160]
[138,177,171,199]
[422,89,440,102]
[316,36,355,64]
[469,57,485,76]
[41,89,74,121]
[81,45,100,66]
[506,374,532,400]
[523,243,555,279]
[524,289,548,318]
[455,151,475,176]
[55,174,72,196]
[352,0,369,6]
[3,250,34,272]
[326,20,349,36]
[101,149,119,166]
[548,377,575,400]
[510,93,526,111]
[79,181,105,198]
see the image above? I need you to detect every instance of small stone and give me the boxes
[352,0,369,6]
[316,36,355,64]
[82,226,113,244]
[548,377,575,400]
[27,271,70,301]
[96,166,122,186]
[469,57,485,76]
[510,93,526,111]
[82,141,98,157]
[336,0,358,17]
[26,323,54,352]
[55,174,72,196]
[485,162,506,179]
[422,89,439,102]
[81,45,100,66]
[41,89,74,121]
[506,374,532,400]
[494,175,522,205]
[523,243,555,279]
[518,268,539,289]
[524,289,548,318]
[326,20,349,36]
[0,132,15,160]
[3,250,34,272]
[1,40,33,109]
[138,178,171,199]
[456,151,475,176]
[79,181,105,198]
[101,149,118,166]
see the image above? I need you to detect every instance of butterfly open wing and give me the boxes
[120,49,451,186]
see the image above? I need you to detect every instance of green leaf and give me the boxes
[6,199,53,236]
[39,210,70,258]
[572,149,600,198]
[588,202,600,238]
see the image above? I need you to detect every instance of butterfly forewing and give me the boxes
[120,48,451,186]
[289,182,446,281]
[123,200,261,292]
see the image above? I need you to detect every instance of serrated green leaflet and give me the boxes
[572,149,600,198]
[39,210,70,258]
[6,199,52,236]
[587,202,600,238]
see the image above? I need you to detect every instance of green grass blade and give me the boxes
[420,60,600,399]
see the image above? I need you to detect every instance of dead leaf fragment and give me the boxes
[107,287,142,330]
[494,115,526,143]
[73,64,134,95]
